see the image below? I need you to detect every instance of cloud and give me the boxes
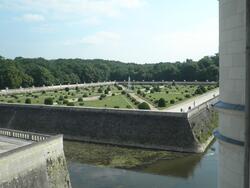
[20,13,45,22]
[64,31,121,46]
[0,0,146,18]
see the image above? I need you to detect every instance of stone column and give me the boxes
[215,0,247,188]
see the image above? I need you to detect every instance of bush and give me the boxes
[153,86,161,92]
[137,89,141,95]
[7,100,13,103]
[78,97,83,102]
[99,94,106,100]
[98,88,103,93]
[83,93,88,97]
[138,102,150,110]
[126,105,132,109]
[67,102,75,106]
[59,95,64,101]
[65,87,70,92]
[142,93,146,97]
[166,90,169,94]
[79,102,84,106]
[44,98,53,105]
[63,100,69,105]
[195,85,207,95]
[114,106,120,108]
[104,89,109,94]
[42,91,46,94]
[121,90,126,95]
[170,99,175,104]
[185,94,191,98]
[25,98,32,104]
[158,98,166,107]
[112,93,115,96]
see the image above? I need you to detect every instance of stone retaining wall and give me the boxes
[0,101,218,153]
[0,131,71,188]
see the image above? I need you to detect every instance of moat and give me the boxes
[67,141,218,188]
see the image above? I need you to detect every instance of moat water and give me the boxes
[68,142,218,188]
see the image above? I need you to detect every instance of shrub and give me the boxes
[114,106,120,108]
[67,102,75,106]
[112,93,115,96]
[158,98,166,107]
[79,102,84,106]
[185,94,191,98]
[59,95,64,101]
[44,98,53,105]
[83,93,88,97]
[78,97,83,102]
[104,89,109,94]
[166,90,169,94]
[138,102,150,110]
[195,85,207,95]
[137,89,141,95]
[121,90,126,95]
[142,93,146,97]
[42,91,46,94]
[99,94,106,100]
[170,99,175,104]
[98,88,103,93]
[25,98,32,104]
[64,95,68,99]
[65,87,70,92]
[7,100,13,103]
[153,86,161,92]
[126,105,132,109]
[63,100,68,105]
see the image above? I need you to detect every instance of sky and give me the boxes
[0,0,219,64]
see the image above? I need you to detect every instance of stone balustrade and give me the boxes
[0,128,50,142]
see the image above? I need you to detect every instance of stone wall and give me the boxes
[0,102,217,153]
[0,133,71,188]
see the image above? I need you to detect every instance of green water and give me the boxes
[68,142,218,188]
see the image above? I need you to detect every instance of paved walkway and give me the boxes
[0,136,33,154]
[164,88,219,112]
[129,93,158,110]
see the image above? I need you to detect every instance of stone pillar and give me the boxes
[216,0,247,188]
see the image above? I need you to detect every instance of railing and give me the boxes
[0,81,115,95]
[187,95,219,117]
[0,128,50,142]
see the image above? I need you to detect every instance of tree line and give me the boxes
[0,54,219,89]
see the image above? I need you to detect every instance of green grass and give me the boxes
[133,84,217,109]
[83,95,133,109]
[0,84,217,110]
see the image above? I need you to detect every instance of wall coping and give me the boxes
[0,134,63,159]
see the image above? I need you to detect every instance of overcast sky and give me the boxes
[0,0,218,64]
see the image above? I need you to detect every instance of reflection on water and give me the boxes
[68,142,218,188]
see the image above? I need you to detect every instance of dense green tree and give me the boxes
[0,54,219,89]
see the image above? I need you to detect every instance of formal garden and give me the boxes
[0,83,218,110]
